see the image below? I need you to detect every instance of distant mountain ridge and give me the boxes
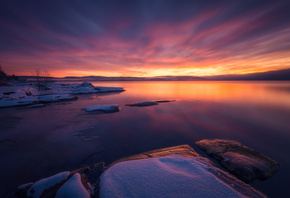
[205,68,290,80]
[20,68,290,81]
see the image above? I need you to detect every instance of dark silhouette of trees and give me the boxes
[0,64,7,80]
[33,69,52,90]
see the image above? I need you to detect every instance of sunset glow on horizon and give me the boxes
[1,0,290,77]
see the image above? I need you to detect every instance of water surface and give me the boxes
[0,81,290,197]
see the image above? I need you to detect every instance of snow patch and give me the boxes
[95,86,124,93]
[38,94,77,103]
[83,104,120,113]
[0,82,124,108]
[55,173,90,198]
[17,182,33,190]
[27,171,70,198]
[0,97,36,108]
[87,182,95,196]
[100,155,246,198]
[125,101,158,107]
[27,104,45,108]
[71,82,96,94]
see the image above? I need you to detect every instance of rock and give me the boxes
[55,173,90,198]
[95,86,125,93]
[100,145,267,198]
[70,83,125,94]
[155,99,175,103]
[83,104,120,113]
[16,183,33,198]
[38,94,78,103]
[3,91,16,95]
[125,101,158,107]
[27,104,45,108]
[0,98,37,108]
[26,171,70,198]
[71,82,96,94]
[196,139,280,182]
[16,162,104,198]
[80,82,94,87]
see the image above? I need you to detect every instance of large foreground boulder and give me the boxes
[16,145,268,198]
[100,145,266,198]
[196,139,280,183]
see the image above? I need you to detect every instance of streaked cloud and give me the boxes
[0,0,290,77]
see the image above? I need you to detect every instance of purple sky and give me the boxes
[1,0,290,77]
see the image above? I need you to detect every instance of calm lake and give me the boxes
[1,81,290,197]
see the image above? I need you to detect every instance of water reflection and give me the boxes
[0,81,290,197]
[91,81,290,108]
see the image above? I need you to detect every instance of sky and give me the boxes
[0,0,290,77]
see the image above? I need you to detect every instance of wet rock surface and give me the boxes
[125,101,159,107]
[196,139,280,182]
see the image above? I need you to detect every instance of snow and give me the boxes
[55,173,90,198]
[27,171,70,198]
[0,86,39,107]
[83,104,120,112]
[87,182,95,196]
[125,101,158,107]
[70,82,124,94]
[0,97,37,108]
[95,86,125,93]
[17,182,33,190]
[0,82,124,108]
[71,82,96,94]
[38,94,77,103]
[27,104,45,108]
[100,155,246,198]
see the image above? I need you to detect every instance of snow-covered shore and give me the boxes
[0,82,125,108]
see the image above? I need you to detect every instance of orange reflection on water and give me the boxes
[93,81,290,108]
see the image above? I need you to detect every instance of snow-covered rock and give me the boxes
[38,94,78,103]
[71,82,97,94]
[1,87,39,99]
[155,99,175,103]
[196,139,280,182]
[27,171,70,198]
[0,97,37,108]
[0,82,124,108]
[1,87,37,99]
[27,104,45,108]
[101,145,266,198]
[95,86,125,93]
[83,104,120,113]
[55,173,90,198]
[16,145,265,198]
[125,101,158,107]
[17,182,33,190]
[100,154,265,198]
[125,100,175,107]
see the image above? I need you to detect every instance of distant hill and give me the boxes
[204,68,290,81]
[20,68,290,81]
